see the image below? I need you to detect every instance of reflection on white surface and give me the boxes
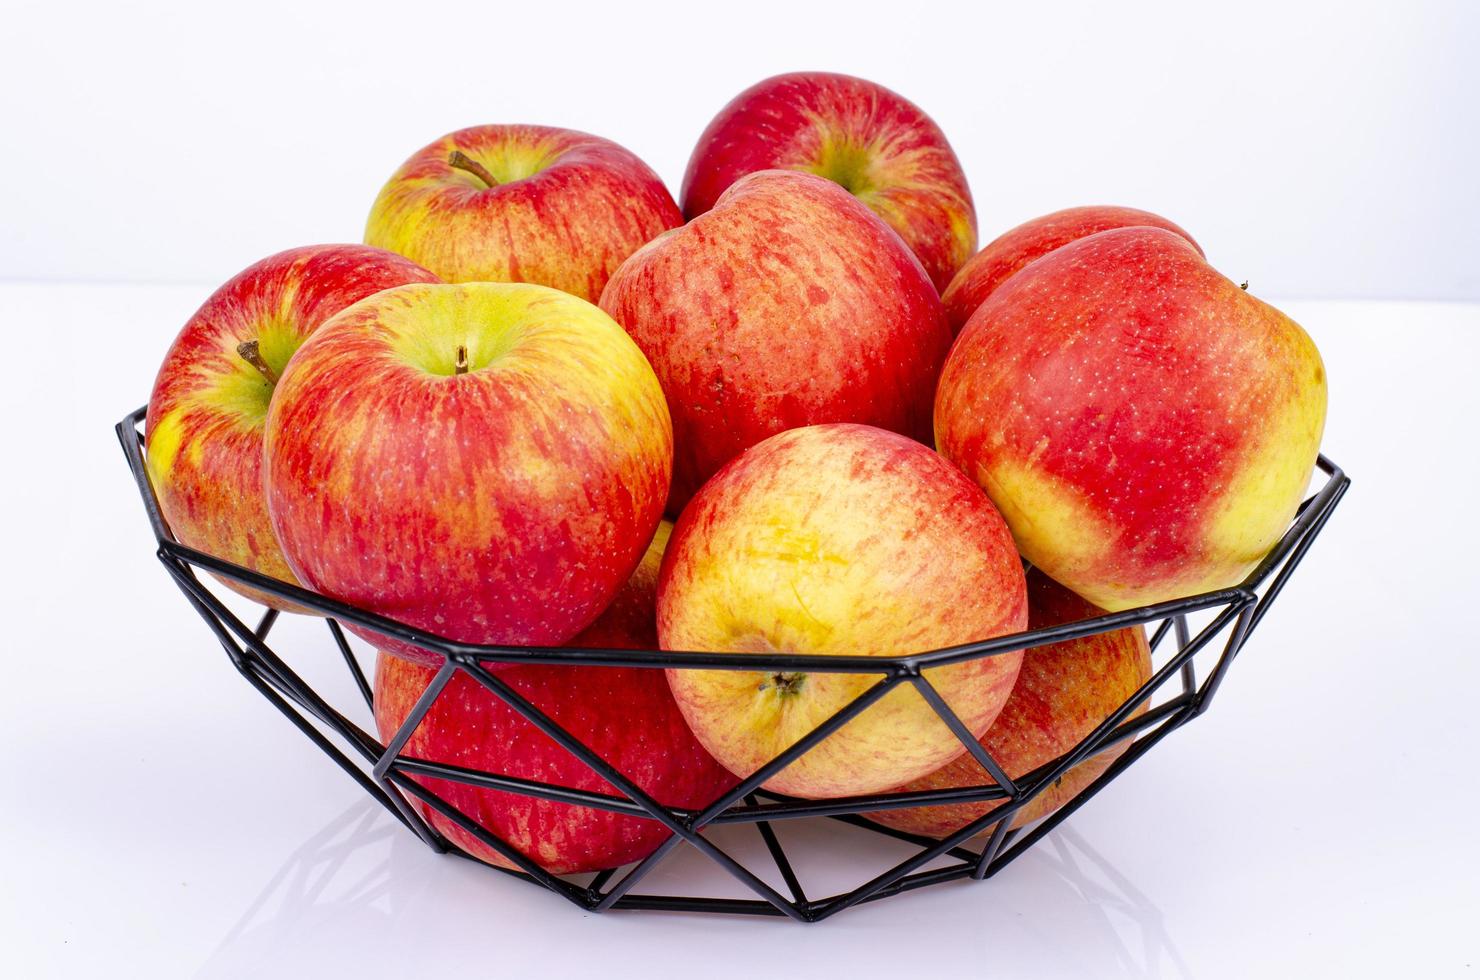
[195,797,1194,979]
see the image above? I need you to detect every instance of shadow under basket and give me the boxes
[116,406,1349,923]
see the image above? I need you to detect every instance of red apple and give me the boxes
[601,169,951,515]
[935,227,1327,611]
[144,245,438,609]
[659,424,1027,799]
[374,654,734,876]
[569,521,672,650]
[365,125,681,302]
[682,72,976,291]
[867,569,1152,838]
[263,282,672,662]
[941,205,1201,335]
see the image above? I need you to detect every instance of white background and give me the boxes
[3,2,1479,978]
[1,0,1477,299]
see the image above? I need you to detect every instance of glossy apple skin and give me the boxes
[936,227,1327,611]
[263,282,672,663]
[601,169,951,515]
[941,205,1201,335]
[659,424,1027,799]
[681,72,975,291]
[866,569,1152,838]
[373,656,734,876]
[144,245,439,609]
[365,125,681,302]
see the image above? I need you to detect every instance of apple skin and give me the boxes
[681,72,976,291]
[365,125,682,302]
[935,227,1327,611]
[263,282,672,663]
[866,569,1152,839]
[601,169,952,515]
[373,656,735,876]
[659,424,1027,799]
[569,521,671,650]
[941,205,1201,335]
[371,520,731,875]
[144,245,439,609]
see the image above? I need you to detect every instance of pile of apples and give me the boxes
[144,72,1328,876]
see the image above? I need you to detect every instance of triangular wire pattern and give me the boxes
[114,407,1349,922]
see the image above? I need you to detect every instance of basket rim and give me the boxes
[116,403,1349,674]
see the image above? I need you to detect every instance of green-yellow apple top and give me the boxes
[144,244,438,609]
[682,71,977,291]
[262,281,672,662]
[365,125,682,302]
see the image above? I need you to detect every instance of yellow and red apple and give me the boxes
[374,656,733,876]
[935,227,1327,611]
[682,72,976,291]
[263,282,672,662]
[867,569,1152,838]
[659,423,1027,799]
[601,169,951,514]
[365,125,681,302]
[372,519,730,875]
[942,205,1201,335]
[144,244,438,608]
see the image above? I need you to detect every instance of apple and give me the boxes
[600,169,951,515]
[364,125,681,303]
[866,568,1152,838]
[935,226,1327,611]
[374,655,734,876]
[659,423,1027,799]
[942,205,1201,335]
[570,521,672,650]
[263,281,672,663]
[372,519,730,876]
[144,244,438,609]
[681,72,976,291]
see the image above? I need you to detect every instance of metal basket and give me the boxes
[116,406,1348,922]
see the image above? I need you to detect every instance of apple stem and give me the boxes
[1240,280,1249,290]
[447,150,499,188]
[236,340,280,386]
[455,344,470,376]
[759,672,806,696]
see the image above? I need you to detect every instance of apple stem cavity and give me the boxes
[447,150,499,189]
[759,672,806,696]
[454,344,470,376]
[236,340,280,386]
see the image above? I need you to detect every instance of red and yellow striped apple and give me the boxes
[659,424,1027,799]
[372,520,730,875]
[867,569,1152,838]
[144,245,438,608]
[935,226,1327,611]
[681,72,976,291]
[941,205,1201,335]
[373,657,733,876]
[601,169,951,515]
[263,282,672,663]
[365,125,681,302]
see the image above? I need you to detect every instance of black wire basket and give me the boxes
[116,406,1349,923]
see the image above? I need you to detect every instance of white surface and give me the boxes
[1,0,1477,299]
[1,285,1476,977]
